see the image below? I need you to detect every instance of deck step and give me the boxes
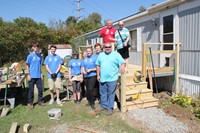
[125,82,147,91]
[126,88,153,98]
[126,97,159,111]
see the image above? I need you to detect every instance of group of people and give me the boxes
[26,44,63,109]
[26,20,128,116]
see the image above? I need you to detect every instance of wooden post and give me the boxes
[175,43,180,93]
[120,72,126,112]
[142,43,147,82]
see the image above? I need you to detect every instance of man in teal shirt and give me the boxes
[96,42,125,115]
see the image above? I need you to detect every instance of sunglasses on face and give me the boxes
[104,46,112,48]
[119,24,123,26]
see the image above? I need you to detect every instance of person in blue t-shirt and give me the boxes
[68,50,84,104]
[44,45,63,105]
[96,42,125,115]
[83,47,97,110]
[93,43,102,102]
[26,44,45,109]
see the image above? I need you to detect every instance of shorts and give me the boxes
[117,46,129,59]
[48,78,62,90]
[71,74,83,82]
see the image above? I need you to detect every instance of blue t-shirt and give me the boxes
[96,51,125,82]
[68,59,83,75]
[92,53,100,62]
[26,52,42,78]
[83,55,97,78]
[44,54,63,78]
[115,27,130,50]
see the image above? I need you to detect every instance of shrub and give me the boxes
[191,99,200,119]
[171,94,192,108]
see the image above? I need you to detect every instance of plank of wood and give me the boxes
[9,122,18,133]
[0,107,9,117]
[75,126,97,133]
[23,124,31,133]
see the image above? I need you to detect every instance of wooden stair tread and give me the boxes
[126,97,159,105]
[126,88,152,95]
[126,82,147,86]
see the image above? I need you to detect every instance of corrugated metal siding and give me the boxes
[180,78,200,96]
[179,6,200,76]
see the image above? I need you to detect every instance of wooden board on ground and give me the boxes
[23,124,31,133]
[0,107,9,117]
[9,122,18,133]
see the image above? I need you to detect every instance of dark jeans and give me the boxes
[84,76,97,105]
[28,78,43,103]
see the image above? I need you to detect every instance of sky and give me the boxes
[0,0,166,26]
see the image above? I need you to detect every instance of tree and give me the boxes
[139,6,146,12]
[66,16,77,27]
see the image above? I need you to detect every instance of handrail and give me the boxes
[142,42,181,93]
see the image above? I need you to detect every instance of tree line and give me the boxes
[0,12,102,66]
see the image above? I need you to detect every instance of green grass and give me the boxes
[0,97,142,133]
[0,66,142,133]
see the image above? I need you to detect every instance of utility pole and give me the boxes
[73,0,84,21]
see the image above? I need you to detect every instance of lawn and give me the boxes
[0,66,142,133]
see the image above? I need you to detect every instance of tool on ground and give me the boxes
[146,53,153,90]
[126,89,142,101]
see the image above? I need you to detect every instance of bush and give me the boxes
[191,99,200,119]
[171,94,192,108]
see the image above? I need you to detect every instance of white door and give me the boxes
[159,7,179,68]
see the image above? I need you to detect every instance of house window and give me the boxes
[88,39,92,45]
[130,29,137,50]
[163,15,173,50]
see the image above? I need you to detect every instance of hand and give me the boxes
[86,69,91,73]
[51,73,57,79]
[124,42,127,47]
[97,75,100,81]
[69,79,72,84]
[41,74,44,80]
[27,75,31,81]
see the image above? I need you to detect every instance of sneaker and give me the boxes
[91,104,96,111]
[76,100,81,104]
[56,99,61,105]
[106,110,113,116]
[38,101,46,106]
[49,99,54,105]
[27,103,33,109]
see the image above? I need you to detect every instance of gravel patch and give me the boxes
[128,107,189,133]
[49,123,69,133]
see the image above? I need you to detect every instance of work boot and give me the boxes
[106,110,113,116]
[27,103,33,109]
[38,101,46,106]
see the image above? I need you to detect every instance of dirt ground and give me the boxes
[122,92,200,133]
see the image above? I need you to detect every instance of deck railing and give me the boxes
[141,42,181,93]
